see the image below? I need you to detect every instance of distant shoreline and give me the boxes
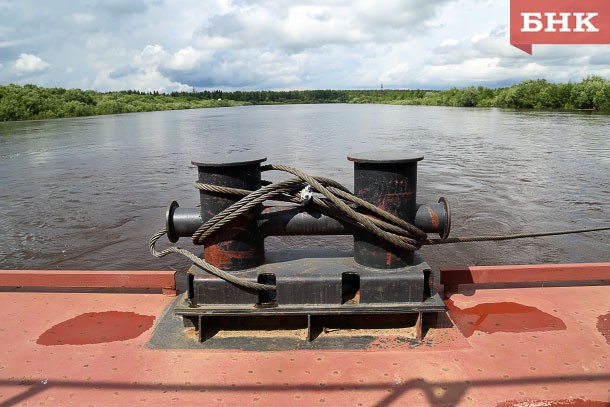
[1,76,609,122]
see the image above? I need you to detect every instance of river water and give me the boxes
[1,104,609,273]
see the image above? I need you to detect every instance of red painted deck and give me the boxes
[0,270,177,295]
[1,267,609,406]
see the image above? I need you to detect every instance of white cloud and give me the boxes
[135,44,169,67]
[352,0,449,28]
[14,53,50,75]
[380,63,412,85]
[198,0,451,53]
[281,5,371,50]
[71,13,95,24]
[1,0,610,91]
[164,46,212,71]
[440,38,460,47]
[92,66,189,93]
[423,25,610,86]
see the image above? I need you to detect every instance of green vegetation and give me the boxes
[2,76,610,121]
[0,85,246,121]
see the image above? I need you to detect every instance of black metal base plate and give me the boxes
[174,295,446,317]
[187,252,434,307]
[149,293,448,350]
[168,252,445,346]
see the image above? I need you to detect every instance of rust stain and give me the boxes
[597,311,610,345]
[379,194,414,212]
[426,206,440,228]
[202,211,262,270]
[497,399,609,407]
[204,246,263,270]
[37,311,155,346]
[367,336,418,350]
[385,191,415,198]
[446,299,566,338]
[385,251,393,266]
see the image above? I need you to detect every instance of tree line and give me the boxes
[1,76,610,122]
[0,85,244,121]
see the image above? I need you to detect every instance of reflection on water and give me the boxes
[0,105,609,271]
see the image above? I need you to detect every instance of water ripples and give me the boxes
[1,105,609,270]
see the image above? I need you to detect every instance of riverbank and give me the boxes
[1,75,609,122]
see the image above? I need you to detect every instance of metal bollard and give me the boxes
[192,155,267,271]
[165,152,450,343]
[348,152,422,269]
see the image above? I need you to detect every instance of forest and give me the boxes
[1,75,610,122]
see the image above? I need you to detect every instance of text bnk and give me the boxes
[521,12,599,32]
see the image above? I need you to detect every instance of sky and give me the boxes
[1,0,610,92]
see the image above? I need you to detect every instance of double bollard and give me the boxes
[167,152,450,271]
[168,152,450,342]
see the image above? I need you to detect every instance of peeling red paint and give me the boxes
[202,211,264,270]
[385,251,393,266]
[37,311,155,345]
[446,299,566,338]
[426,205,440,228]
[597,311,610,345]
[204,246,264,270]
[497,398,609,407]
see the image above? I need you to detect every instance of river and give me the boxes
[1,104,609,273]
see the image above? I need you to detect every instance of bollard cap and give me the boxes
[347,151,423,164]
[192,153,267,167]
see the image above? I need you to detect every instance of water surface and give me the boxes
[1,104,608,271]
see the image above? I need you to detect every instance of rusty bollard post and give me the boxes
[348,152,422,269]
[192,155,267,271]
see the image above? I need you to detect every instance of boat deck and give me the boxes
[0,270,609,406]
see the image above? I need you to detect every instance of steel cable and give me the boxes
[150,163,610,291]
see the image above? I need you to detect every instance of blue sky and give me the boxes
[1,0,610,92]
